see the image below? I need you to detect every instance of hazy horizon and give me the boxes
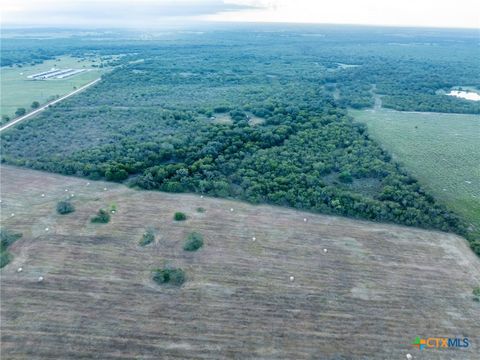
[2,0,479,29]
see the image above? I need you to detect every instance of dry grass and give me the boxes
[1,165,479,359]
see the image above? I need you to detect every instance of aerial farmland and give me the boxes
[1,10,479,359]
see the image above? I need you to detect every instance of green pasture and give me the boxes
[352,108,480,233]
[1,56,104,120]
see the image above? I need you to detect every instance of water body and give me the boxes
[447,90,480,101]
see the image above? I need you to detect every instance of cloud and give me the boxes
[206,0,480,29]
[1,0,265,27]
[2,0,478,28]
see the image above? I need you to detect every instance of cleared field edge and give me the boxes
[0,78,101,133]
[0,163,476,247]
[350,108,480,229]
[1,55,110,120]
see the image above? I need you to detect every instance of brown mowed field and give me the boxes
[1,165,479,359]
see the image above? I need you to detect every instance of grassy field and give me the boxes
[1,165,479,359]
[1,56,104,120]
[352,109,480,236]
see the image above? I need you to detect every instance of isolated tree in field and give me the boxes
[1,115,10,123]
[174,212,187,221]
[31,101,40,109]
[91,209,110,223]
[473,287,480,302]
[15,108,26,117]
[56,200,75,215]
[152,268,185,286]
[183,232,204,251]
[139,229,155,246]
[0,229,22,268]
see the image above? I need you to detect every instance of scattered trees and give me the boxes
[1,32,477,255]
[31,101,40,109]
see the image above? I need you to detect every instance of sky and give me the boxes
[2,0,479,29]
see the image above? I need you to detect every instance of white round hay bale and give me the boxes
[87,182,90,186]
[11,213,15,217]
[323,248,328,253]
[71,194,74,197]
[111,210,115,214]
[252,236,256,241]
[303,218,307,222]
[104,187,107,191]
[289,276,295,282]
[41,194,45,197]
[38,276,44,282]
[45,227,49,231]
[65,189,68,192]
[200,195,204,199]
[17,267,23,273]
[230,208,234,212]
[406,354,412,360]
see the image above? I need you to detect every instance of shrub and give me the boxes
[174,212,187,221]
[0,252,12,268]
[56,201,75,215]
[1,229,22,251]
[109,203,117,213]
[152,268,185,286]
[473,287,480,302]
[91,209,111,223]
[339,171,353,183]
[0,229,22,269]
[139,229,155,246]
[15,108,26,117]
[31,101,40,109]
[196,207,206,213]
[183,232,204,251]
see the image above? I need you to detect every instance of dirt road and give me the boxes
[0,78,101,133]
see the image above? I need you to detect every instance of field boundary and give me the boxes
[0,78,101,133]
